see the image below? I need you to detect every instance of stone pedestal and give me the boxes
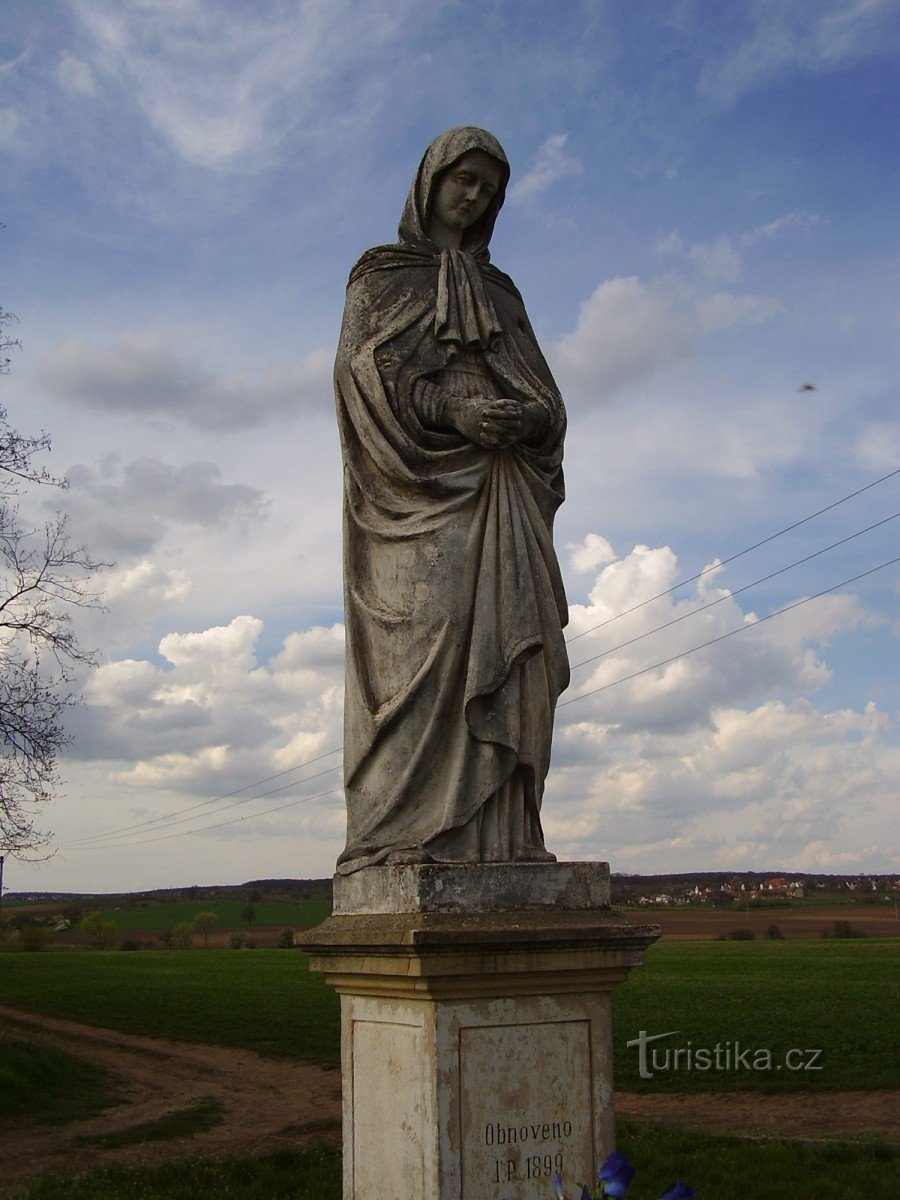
[299,863,659,1200]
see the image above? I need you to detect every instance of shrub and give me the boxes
[18,922,47,952]
[277,928,296,949]
[725,927,755,940]
[193,911,219,948]
[766,923,784,940]
[228,931,246,949]
[80,909,117,948]
[119,939,141,951]
[170,921,195,949]
[832,919,864,939]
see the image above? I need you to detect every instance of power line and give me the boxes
[66,785,346,850]
[63,760,343,847]
[565,466,900,645]
[558,555,900,709]
[569,512,899,673]
[61,746,343,846]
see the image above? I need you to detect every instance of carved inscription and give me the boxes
[460,1022,593,1199]
[486,1120,572,1185]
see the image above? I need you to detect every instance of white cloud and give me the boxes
[73,616,344,795]
[104,561,190,609]
[854,422,900,472]
[0,50,31,74]
[82,560,192,651]
[158,615,264,680]
[56,51,96,96]
[70,0,423,169]
[686,236,744,286]
[549,275,780,403]
[655,231,741,285]
[657,212,822,284]
[36,330,332,430]
[547,697,898,872]
[560,541,870,736]
[508,133,583,203]
[0,106,21,148]
[753,211,822,239]
[698,0,899,105]
[552,277,691,400]
[568,533,616,574]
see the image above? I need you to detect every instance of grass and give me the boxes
[281,1115,343,1137]
[2,939,896,1199]
[9,1144,342,1200]
[613,1118,898,1200]
[1,940,896,1091]
[0,1034,122,1125]
[7,1126,897,1200]
[0,949,339,1061]
[66,897,332,934]
[612,937,899,1092]
[73,1099,225,1148]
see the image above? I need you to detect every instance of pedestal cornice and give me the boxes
[297,909,660,999]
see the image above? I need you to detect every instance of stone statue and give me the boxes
[334,126,569,874]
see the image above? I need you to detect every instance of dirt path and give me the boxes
[616,1088,898,1141]
[0,1006,342,1196]
[1,1005,896,1195]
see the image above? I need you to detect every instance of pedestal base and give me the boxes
[299,864,659,1200]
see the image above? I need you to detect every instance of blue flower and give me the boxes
[552,1172,566,1199]
[658,1183,695,1200]
[598,1150,636,1198]
[598,1152,631,1181]
[580,1187,592,1200]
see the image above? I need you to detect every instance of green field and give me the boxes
[2,939,897,1200]
[612,938,900,1092]
[0,949,339,1061]
[66,896,332,932]
[2,939,896,1092]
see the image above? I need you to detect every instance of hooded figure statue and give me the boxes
[334,126,569,874]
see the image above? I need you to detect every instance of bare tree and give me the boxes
[1,296,106,855]
[0,305,20,375]
[193,911,218,948]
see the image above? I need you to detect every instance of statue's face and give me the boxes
[429,150,503,239]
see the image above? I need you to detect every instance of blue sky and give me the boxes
[2,1,898,892]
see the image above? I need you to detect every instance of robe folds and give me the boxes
[334,242,570,874]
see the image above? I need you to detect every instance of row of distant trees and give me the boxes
[78,906,262,948]
[77,903,260,949]
[79,908,222,949]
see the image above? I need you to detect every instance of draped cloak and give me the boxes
[334,127,569,874]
